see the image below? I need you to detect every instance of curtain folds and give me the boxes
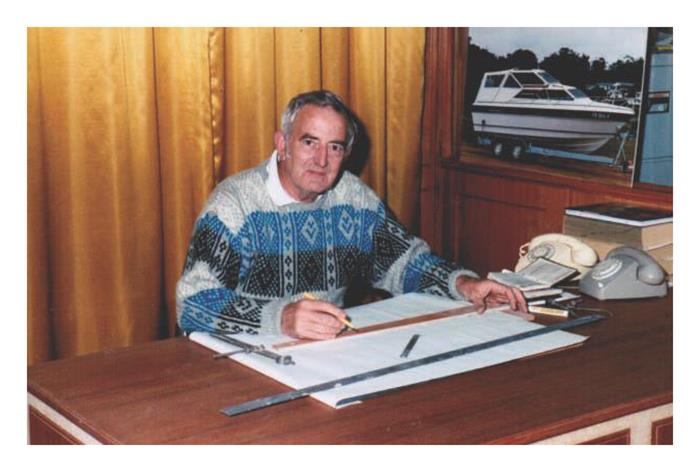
[27,27,426,364]
[153,28,225,344]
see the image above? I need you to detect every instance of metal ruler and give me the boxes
[210,333,295,365]
[220,313,604,417]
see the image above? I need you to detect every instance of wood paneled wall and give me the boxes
[440,155,672,276]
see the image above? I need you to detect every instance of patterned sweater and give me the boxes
[176,161,477,335]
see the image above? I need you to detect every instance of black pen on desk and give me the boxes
[303,292,358,332]
[400,334,420,358]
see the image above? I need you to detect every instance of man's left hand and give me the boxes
[456,276,528,314]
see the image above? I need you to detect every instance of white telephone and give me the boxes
[579,246,667,300]
[515,233,598,277]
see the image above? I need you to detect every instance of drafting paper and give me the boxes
[190,293,587,409]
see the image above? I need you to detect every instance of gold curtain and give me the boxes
[27,27,426,364]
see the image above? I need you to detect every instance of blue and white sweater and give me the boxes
[176,160,477,335]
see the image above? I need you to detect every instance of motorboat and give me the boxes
[471,69,635,158]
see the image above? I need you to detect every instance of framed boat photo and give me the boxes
[463,27,650,185]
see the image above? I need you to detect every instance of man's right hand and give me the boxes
[280,299,348,339]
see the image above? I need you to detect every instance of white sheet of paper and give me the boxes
[190,293,586,409]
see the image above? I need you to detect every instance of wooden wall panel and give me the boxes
[440,156,672,276]
[29,408,80,444]
[447,171,568,275]
[567,188,672,211]
[580,429,631,445]
[651,417,673,445]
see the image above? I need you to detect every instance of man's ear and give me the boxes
[274,131,286,160]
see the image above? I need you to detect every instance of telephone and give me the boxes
[579,246,667,300]
[515,233,598,277]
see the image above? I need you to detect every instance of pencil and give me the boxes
[400,334,420,358]
[302,292,358,331]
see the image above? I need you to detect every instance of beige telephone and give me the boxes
[515,233,598,277]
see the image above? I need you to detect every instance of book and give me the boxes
[564,203,672,227]
[648,243,673,276]
[563,214,672,249]
[488,258,577,292]
[522,287,564,301]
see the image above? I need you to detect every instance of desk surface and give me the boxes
[28,294,672,444]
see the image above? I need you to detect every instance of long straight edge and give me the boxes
[220,314,604,417]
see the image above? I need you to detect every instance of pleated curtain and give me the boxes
[28,27,426,363]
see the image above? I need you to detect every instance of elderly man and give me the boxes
[176,90,526,340]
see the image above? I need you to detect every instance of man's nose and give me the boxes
[314,145,328,168]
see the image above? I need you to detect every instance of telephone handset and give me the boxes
[515,233,598,277]
[579,246,668,300]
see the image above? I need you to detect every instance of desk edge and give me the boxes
[28,392,102,445]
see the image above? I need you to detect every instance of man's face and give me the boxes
[275,105,348,203]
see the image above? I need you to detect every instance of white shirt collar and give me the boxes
[265,151,301,206]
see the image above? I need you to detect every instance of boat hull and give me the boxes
[472,105,632,154]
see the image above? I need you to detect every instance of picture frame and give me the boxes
[463,27,650,187]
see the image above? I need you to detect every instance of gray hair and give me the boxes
[280,90,358,153]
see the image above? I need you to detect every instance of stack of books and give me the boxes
[563,203,673,281]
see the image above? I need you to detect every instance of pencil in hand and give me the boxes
[302,292,358,332]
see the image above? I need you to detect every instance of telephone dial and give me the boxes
[579,246,667,300]
[515,233,598,277]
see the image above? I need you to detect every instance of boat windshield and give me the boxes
[484,74,505,88]
[539,71,560,84]
[569,88,588,99]
[512,72,546,86]
[503,75,520,88]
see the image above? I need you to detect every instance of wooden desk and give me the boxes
[28,293,672,444]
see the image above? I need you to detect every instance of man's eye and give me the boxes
[303,139,315,146]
